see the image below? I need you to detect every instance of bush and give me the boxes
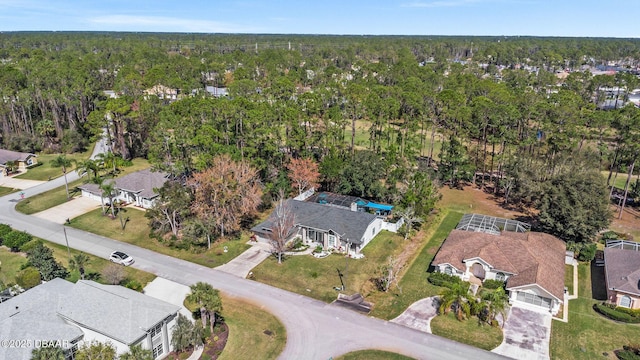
[483,279,505,290]
[15,267,41,289]
[593,303,640,323]
[0,223,12,243]
[578,243,597,262]
[124,280,143,292]
[602,230,620,240]
[616,344,640,360]
[428,271,463,288]
[4,231,33,251]
[19,239,42,253]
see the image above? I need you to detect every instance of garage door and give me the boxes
[516,292,552,308]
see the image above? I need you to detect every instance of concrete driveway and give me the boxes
[215,242,272,278]
[143,277,193,319]
[391,296,440,333]
[32,196,100,224]
[0,176,46,190]
[492,306,552,360]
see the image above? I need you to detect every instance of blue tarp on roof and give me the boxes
[365,202,393,211]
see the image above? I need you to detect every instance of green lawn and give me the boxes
[0,240,154,288]
[69,208,250,268]
[430,312,503,351]
[15,178,84,214]
[601,170,638,191]
[0,186,18,197]
[550,263,640,360]
[564,265,574,296]
[0,247,28,286]
[252,231,405,303]
[336,350,416,360]
[369,211,463,319]
[15,149,93,181]
[218,296,286,360]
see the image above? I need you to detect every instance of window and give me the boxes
[152,343,164,358]
[620,295,633,308]
[444,266,453,275]
[495,272,506,282]
[150,323,162,340]
[328,235,336,248]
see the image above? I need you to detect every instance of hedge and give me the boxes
[428,271,464,288]
[593,303,640,323]
[483,279,505,290]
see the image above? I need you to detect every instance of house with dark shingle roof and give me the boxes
[0,149,37,177]
[604,240,640,309]
[78,168,168,209]
[0,278,179,360]
[251,199,391,255]
[432,226,566,315]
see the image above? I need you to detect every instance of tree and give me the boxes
[286,157,320,196]
[376,256,403,293]
[268,196,296,264]
[74,340,116,360]
[186,282,223,331]
[481,287,509,327]
[51,155,74,199]
[15,266,41,289]
[100,181,116,218]
[26,242,68,281]
[101,263,125,285]
[188,154,262,239]
[395,207,423,241]
[69,252,90,280]
[119,345,153,360]
[146,180,192,237]
[31,346,65,360]
[77,159,100,181]
[171,313,204,353]
[3,230,32,251]
[398,171,441,218]
[438,282,473,321]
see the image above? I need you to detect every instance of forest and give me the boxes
[1,32,639,250]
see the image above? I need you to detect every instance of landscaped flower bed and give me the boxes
[593,303,640,323]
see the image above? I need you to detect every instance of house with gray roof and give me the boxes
[251,199,392,255]
[0,149,37,177]
[79,168,169,209]
[0,278,180,360]
[604,240,640,309]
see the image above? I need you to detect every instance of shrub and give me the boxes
[0,223,12,243]
[428,271,463,288]
[19,239,42,253]
[15,267,41,289]
[125,280,143,292]
[313,245,323,254]
[593,303,640,323]
[4,231,33,251]
[602,230,620,240]
[616,344,640,360]
[578,243,597,262]
[483,279,505,290]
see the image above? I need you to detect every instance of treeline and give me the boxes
[2,32,639,246]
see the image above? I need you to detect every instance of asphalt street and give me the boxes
[0,138,510,359]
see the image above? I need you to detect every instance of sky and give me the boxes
[0,0,638,38]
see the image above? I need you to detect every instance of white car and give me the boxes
[109,251,134,266]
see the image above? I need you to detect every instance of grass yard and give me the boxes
[550,263,640,360]
[565,265,574,296]
[69,208,250,268]
[217,296,286,360]
[15,149,93,181]
[369,211,463,319]
[0,186,18,197]
[252,231,405,303]
[0,247,28,286]
[336,350,415,360]
[15,178,85,214]
[430,312,503,351]
[602,170,638,191]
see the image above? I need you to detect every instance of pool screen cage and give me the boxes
[456,213,530,235]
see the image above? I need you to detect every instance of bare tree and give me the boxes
[269,194,297,264]
[377,256,403,293]
[396,206,423,241]
[102,263,125,285]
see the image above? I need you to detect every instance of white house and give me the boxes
[0,278,180,360]
[432,216,565,315]
[79,168,169,209]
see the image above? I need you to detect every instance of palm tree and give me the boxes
[171,313,204,353]
[482,287,509,327]
[96,151,118,175]
[69,253,90,280]
[186,282,223,331]
[438,282,474,321]
[51,155,75,199]
[31,346,65,360]
[100,181,116,218]
[77,159,100,182]
[119,344,153,360]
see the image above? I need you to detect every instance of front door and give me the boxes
[472,263,485,279]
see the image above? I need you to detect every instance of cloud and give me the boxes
[88,15,260,33]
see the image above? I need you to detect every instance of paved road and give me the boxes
[0,140,510,360]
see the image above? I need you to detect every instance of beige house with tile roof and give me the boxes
[432,229,566,315]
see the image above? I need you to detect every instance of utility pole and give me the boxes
[63,226,71,260]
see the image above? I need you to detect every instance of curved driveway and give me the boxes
[0,153,509,360]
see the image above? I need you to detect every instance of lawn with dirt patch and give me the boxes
[550,263,640,360]
[252,231,404,303]
[69,207,250,268]
[336,349,415,360]
[430,312,503,351]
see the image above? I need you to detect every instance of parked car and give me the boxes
[109,251,134,266]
